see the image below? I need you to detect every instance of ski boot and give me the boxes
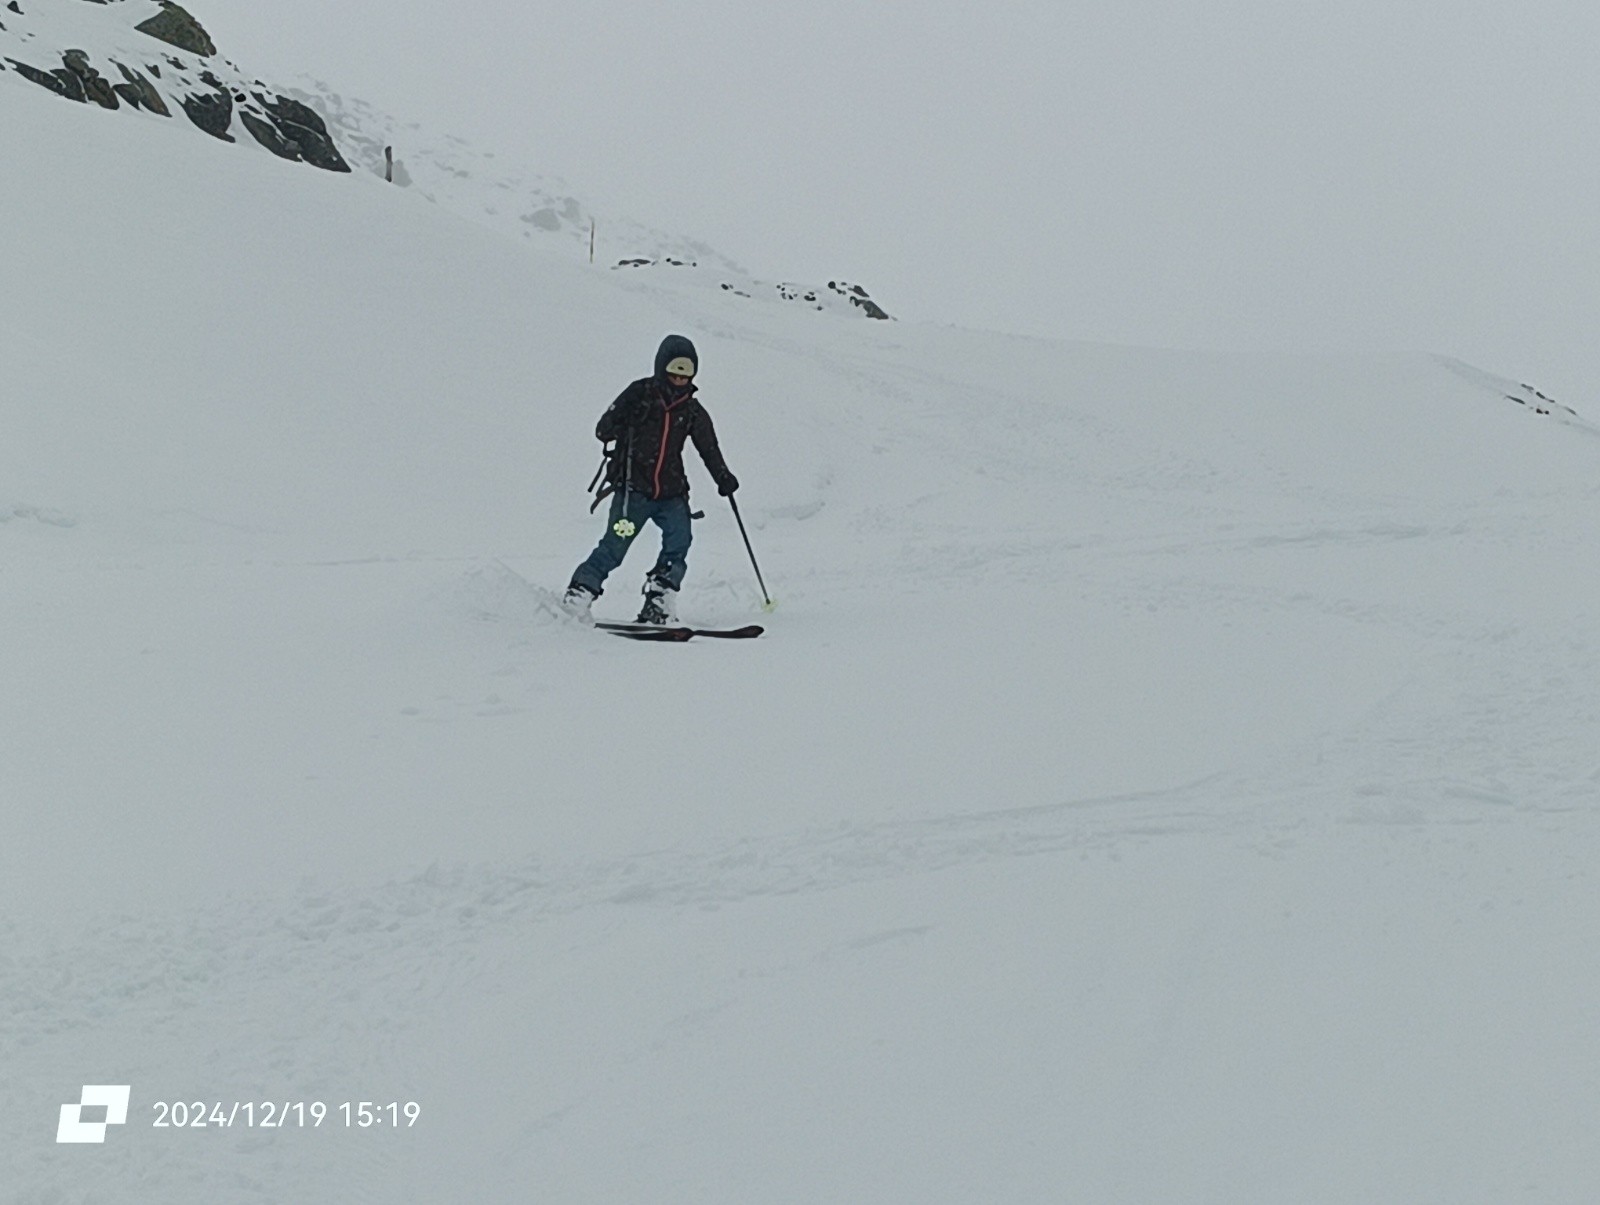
[635,576,678,625]
[562,582,597,622]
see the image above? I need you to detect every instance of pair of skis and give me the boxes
[487,560,765,643]
[591,495,772,642]
[595,621,763,643]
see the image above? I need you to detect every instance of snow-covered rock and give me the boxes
[0,0,349,169]
[0,0,894,320]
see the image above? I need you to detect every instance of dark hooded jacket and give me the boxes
[596,336,737,501]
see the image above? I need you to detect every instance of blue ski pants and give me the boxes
[571,493,692,596]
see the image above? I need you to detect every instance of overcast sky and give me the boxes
[198,0,1600,400]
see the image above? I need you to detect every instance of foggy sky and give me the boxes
[197,0,1600,400]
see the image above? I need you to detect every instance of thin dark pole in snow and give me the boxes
[729,495,774,611]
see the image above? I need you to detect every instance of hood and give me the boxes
[653,334,699,380]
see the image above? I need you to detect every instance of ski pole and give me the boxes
[728,494,775,611]
[614,425,637,540]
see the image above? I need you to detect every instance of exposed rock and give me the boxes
[180,71,233,141]
[239,109,297,160]
[256,93,349,172]
[828,280,892,320]
[6,54,84,101]
[233,92,351,172]
[5,3,355,176]
[135,1,215,57]
[112,60,169,115]
[1504,382,1577,418]
[614,259,892,319]
[62,48,118,109]
[5,57,61,96]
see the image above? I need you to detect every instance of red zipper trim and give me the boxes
[651,410,670,497]
[651,395,688,498]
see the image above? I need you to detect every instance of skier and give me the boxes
[562,334,740,624]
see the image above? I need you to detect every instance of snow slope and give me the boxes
[283,77,895,320]
[0,0,892,321]
[6,72,1600,1204]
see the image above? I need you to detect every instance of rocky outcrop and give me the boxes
[2,0,351,173]
[5,54,85,100]
[133,1,215,57]
[235,94,349,172]
[112,59,168,114]
[252,93,349,172]
[8,47,169,116]
[6,47,120,110]
[62,47,117,108]
[1,3,888,320]
[826,281,892,320]
[615,258,894,320]
[238,109,290,157]
[179,69,232,140]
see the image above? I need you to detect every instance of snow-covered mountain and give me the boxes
[7,32,1600,1205]
[282,76,895,320]
[0,0,349,170]
[1,0,894,322]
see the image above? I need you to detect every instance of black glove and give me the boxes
[717,473,740,497]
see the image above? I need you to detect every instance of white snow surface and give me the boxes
[279,76,895,321]
[5,72,1600,1205]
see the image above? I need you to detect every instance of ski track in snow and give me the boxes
[0,499,77,528]
[8,698,1595,1199]
[9,735,1584,1075]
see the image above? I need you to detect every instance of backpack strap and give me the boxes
[588,443,616,512]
